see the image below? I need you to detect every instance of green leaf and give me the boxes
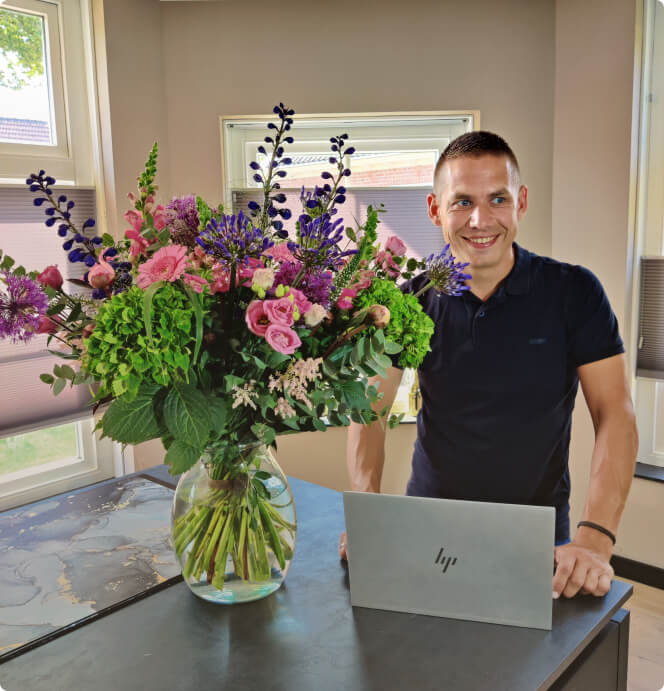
[40,373,55,384]
[263,349,290,369]
[53,378,66,396]
[142,280,165,346]
[312,417,327,432]
[101,382,164,444]
[345,227,357,242]
[165,440,201,476]
[102,233,115,247]
[384,339,402,355]
[183,284,203,364]
[341,379,369,410]
[0,255,15,271]
[224,374,244,393]
[163,381,213,449]
[207,396,228,435]
[373,352,393,370]
[53,364,75,380]
[371,330,385,353]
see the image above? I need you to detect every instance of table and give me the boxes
[0,467,632,691]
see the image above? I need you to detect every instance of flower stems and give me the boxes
[172,477,294,588]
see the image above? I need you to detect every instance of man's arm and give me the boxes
[552,353,638,598]
[339,367,403,558]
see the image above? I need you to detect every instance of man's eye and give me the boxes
[455,199,471,208]
[492,196,506,204]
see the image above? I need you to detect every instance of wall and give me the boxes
[552,0,663,568]
[100,0,171,236]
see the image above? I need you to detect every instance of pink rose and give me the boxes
[264,243,296,264]
[367,304,391,328]
[246,300,270,336]
[385,235,407,257]
[288,287,312,315]
[265,323,301,355]
[137,245,188,289]
[88,251,116,290]
[376,250,401,279]
[336,287,357,311]
[182,273,208,293]
[37,265,63,290]
[264,297,295,327]
[36,315,59,334]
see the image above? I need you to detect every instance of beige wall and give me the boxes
[101,0,171,236]
[552,0,663,568]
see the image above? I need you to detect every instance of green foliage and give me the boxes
[83,283,197,399]
[163,382,214,450]
[0,8,44,89]
[355,278,435,369]
[137,143,159,198]
[101,382,165,445]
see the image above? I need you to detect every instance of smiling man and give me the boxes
[341,131,639,600]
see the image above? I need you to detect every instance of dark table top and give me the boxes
[0,468,632,691]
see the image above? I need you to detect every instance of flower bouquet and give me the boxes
[0,103,470,603]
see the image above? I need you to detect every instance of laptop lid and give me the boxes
[343,492,555,630]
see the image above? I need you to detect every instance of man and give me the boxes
[340,131,638,600]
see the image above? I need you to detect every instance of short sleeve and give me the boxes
[565,266,624,368]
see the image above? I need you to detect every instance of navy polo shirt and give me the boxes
[397,243,624,543]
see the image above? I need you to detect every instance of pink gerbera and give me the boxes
[137,245,189,289]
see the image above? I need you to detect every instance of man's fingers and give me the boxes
[552,554,576,598]
[338,531,347,561]
[597,572,612,596]
[583,569,601,596]
[562,561,590,599]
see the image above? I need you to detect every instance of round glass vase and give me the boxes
[170,443,296,604]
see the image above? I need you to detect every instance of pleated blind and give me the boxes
[0,186,97,438]
[637,256,664,380]
[232,188,444,260]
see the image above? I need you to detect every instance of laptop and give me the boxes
[342,492,555,630]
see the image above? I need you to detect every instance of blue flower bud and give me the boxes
[75,234,84,242]
[343,169,351,176]
[341,134,349,140]
[331,145,338,152]
[104,247,119,257]
[285,137,294,144]
[281,157,292,165]
[337,186,346,195]
[248,201,260,211]
[271,193,286,203]
[268,206,278,218]
[321,171,333,179]
[83,218,96,229]
[45,176,56,185]
[275,170,287,178]
[268,122,277,129]
[253,174,263,183]
[272,220,283,230]
[68,249,82,262]
[335,195,346,204]
[26,178,33,185]
[264,137,273,144]
[67,201,75,209]
[273,106,280,115]
[306,200,319,209]
[84,255,96,267]
[249,162,261,170]
[63,212,71,220]
[91,288,106,300]
[38,169,45,176]
[276,147,284,157]
[57,227,68,237]
[45,217,56,226]
[58,195,67,203]
[45,207,55,216]
[30,184,40,192]
[63,239,74,250]
[258,146,266,155]
[345,147,356,155]
[280,208,292,219]
[92,236,103,245]
[33,197,46,206]
[284,124,291,131]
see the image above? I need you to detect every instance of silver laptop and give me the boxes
[343,492,555,630]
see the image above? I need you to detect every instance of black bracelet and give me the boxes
[577,521,616,545]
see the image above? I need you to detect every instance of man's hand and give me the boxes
[339,531,348,561]
[552,540,614,599]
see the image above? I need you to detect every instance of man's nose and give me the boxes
[469,204,492,229]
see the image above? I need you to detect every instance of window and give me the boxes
[0,0,96,184]
[0,0,116,508]
[222,111,477,419]
[632,0,664,467]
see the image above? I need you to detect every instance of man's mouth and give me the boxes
[462,235,499,249]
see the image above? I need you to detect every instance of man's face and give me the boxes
[427,154,528,273]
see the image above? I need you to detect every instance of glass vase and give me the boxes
[170,443,296,604]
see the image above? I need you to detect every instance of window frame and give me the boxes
[0,0,96,184]
[630,0,664,468]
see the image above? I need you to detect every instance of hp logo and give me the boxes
[434,547,457,573]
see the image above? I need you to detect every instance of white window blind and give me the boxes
[0,185,97,438]
[636,257,664,379]
[232,188,444,261]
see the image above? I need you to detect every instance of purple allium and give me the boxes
[425,244,472,296]
[288,213,357,270]
[196,211,274,267]
[273,261,334,308]
[0,272,49,343]
[166,195,200,248]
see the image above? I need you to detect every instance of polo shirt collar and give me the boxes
[504,242,531,295]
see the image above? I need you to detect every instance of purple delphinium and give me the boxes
[166,195,200,248]
[273,261,334,307]
[288,213,357,270]
[0,272,49,343]
[416,244,472,297]
[196,211,274,267]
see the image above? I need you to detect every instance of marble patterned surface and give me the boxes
[0,476,180,659]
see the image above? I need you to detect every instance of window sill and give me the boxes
[634,462,664,484]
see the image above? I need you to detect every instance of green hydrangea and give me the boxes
[355,278,435,369]
[84,283,196,399]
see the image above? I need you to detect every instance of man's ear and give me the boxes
[517,185,528,220]
[427,193,442,227]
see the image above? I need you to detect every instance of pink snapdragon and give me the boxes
[137,245,188,289]
[265,323,301,355]
[182,273,208,293]
[336,287,357,310]
[375,250,401,279]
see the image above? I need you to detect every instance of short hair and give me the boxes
[434,131,520,188]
